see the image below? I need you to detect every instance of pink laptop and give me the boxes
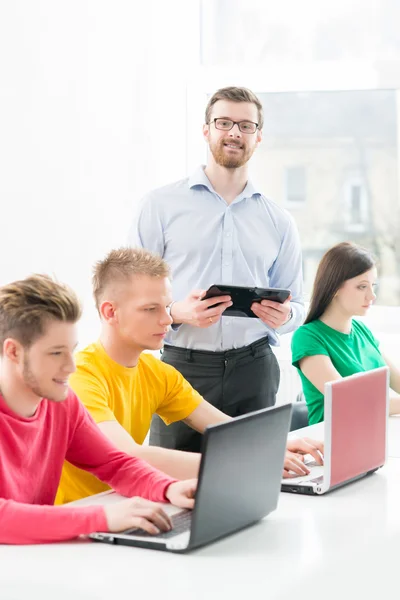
[281,366,389,495]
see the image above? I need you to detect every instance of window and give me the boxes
[343,177,368,232]
[253,90,398,304]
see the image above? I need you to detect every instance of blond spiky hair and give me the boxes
[92,247,170,310]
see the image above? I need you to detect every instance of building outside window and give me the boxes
[285,167,307,206]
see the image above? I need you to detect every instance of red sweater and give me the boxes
[0,389,177,544]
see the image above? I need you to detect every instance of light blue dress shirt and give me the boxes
[128,166,304,350]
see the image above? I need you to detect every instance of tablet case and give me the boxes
[203,284,290,318]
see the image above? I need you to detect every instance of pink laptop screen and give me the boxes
[329,368,388,488]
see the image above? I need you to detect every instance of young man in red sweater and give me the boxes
[0,274,196,545]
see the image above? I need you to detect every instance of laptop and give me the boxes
[281,367,389,495]
[90,403,292,552]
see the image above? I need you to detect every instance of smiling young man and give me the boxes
[0,274,196,544]
[57,247,323,504]
[128,86,305,453]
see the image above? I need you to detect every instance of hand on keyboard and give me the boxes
[124,510,192,539]
[104,497,173,535]
[283,437,324,478]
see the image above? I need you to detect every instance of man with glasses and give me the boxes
[128,86,304,453]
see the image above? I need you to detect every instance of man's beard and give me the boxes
[22,356,63,401]
[209,137,255,169]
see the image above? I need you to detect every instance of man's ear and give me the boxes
[203,122,210,142]
[255,128,263,149]
[100,300,117,323]
[3,338,23,364]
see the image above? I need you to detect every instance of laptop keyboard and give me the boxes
[123,510,192,539]
[309,475,324,484]
[305,459,320,468]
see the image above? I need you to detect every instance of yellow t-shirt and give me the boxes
[56,342,203,503]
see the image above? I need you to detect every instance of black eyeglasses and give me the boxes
[211,118,259,134]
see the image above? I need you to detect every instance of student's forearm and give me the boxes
[182,401,232,433]
[0,498,108,545]
[389,395,400,415]
[67,418,176,503]
[134,445,201,479]
[96,420,201,480]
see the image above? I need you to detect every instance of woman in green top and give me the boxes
[292,242,400,424]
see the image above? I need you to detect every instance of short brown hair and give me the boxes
[305,242,376,324]
[205,86,264,130]
[92,247,170,310]
[0,274,81,352]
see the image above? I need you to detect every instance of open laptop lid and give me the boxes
[324,366,389,490]
[188,403,292,550]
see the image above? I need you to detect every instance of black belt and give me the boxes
[162,336,271,363]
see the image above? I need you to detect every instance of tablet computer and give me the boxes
[203,284,291,318]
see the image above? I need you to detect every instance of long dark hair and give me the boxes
[305,242,376,324]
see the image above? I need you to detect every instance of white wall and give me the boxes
[0,0,200,346]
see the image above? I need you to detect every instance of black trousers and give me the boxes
[149,336,280,453]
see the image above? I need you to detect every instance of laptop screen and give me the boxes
[327,367,388,488]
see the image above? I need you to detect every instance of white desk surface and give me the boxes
[2,420,400,600]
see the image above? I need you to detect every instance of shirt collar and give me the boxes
[188,165,262,200]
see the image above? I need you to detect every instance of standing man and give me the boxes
[129,86,304,452]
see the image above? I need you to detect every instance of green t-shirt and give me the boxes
[291,319,386,425]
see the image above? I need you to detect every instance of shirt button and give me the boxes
[225,232,231,237]
[224,262,230,266]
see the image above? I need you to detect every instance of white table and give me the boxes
[1,422,400,600]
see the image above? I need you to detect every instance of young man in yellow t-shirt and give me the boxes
[57,248,323,503]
